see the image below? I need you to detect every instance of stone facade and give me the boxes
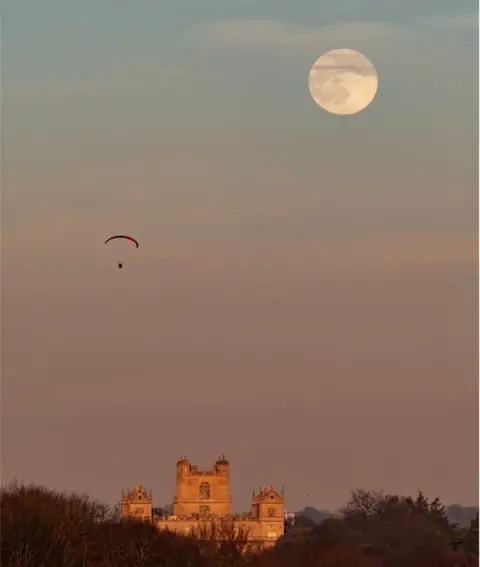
[121,455,285,549]
[121,485,152,522]
[173,455,232,517]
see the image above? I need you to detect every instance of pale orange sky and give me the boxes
[1,0,478,512]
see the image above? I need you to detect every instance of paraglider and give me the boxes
[105,235,139,268]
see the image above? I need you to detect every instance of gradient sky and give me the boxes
[2,0,478,513]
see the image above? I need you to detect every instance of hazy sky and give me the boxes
[2,0,478,513]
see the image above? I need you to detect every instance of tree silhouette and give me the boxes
[1,481,474,567]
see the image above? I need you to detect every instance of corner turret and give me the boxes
[215,454,229,475]
[251,485,284,520]
[121,486,152,522]
[176,456,190,478]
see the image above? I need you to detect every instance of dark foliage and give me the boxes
[296,501,478,528]
[1,482,476,567]
[463,511,479,556]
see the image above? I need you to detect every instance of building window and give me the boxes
[268,508,276,517]
[199,505,210,517]
[199,482,211,499]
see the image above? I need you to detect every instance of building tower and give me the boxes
[251,486,285,541]
[173,455,233,517]
[121,486,153,522]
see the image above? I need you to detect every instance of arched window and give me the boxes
[199,482,211,499]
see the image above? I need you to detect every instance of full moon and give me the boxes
[308,49,378,116]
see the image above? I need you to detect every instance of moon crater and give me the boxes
[308,48,378,116]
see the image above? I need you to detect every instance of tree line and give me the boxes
[1,481,477,566]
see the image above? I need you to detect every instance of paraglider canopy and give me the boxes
[105,235,139,247]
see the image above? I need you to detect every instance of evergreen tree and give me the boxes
[464,510,479,556]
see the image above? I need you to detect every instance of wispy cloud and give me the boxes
[176,0,257,5]
[5,66,190,99]
[195,15,475,89]
[155,233,476,278]
[346,234,476,269]
[196,20,409,53]
[196,12,476,56]
[420,11,477,29]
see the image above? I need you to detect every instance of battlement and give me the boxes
[176,455,230,477]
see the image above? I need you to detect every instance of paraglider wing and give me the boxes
[105,235,139,247]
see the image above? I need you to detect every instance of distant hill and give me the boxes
[294,506,331,524]
[447,504,479,527]
[295,504,478,528]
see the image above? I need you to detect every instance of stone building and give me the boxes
[121,455,285,549]
[121,485,152,522]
